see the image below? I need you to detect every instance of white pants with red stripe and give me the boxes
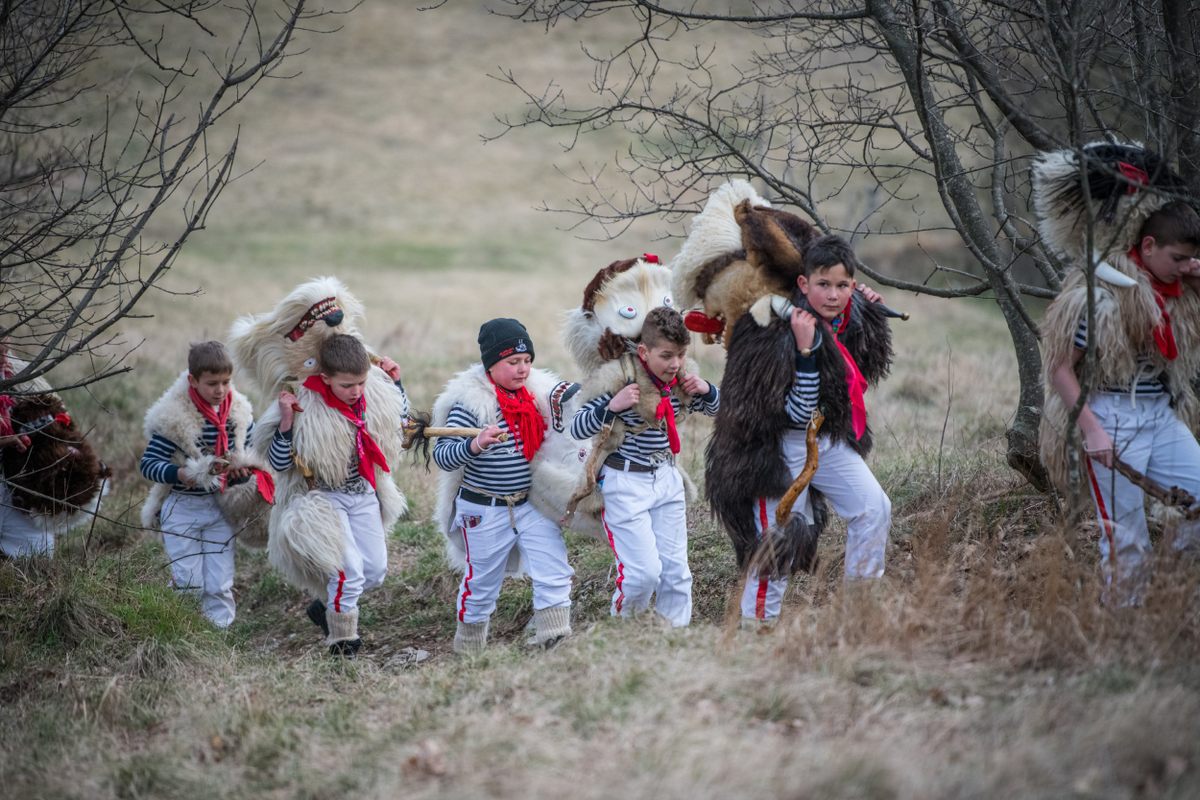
[322,489,388,613]
[160,492,236,628]
[600,464,692,627]
[1084,393,1200,599]
[454,497,573,624]
[0,483,54,557]
[741,433,891,620]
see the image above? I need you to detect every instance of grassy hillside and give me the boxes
[3,3,1199,798]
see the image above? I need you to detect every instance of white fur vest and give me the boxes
[140,371,259,529]
[432,364,588,573]
[1040,250,1200,489]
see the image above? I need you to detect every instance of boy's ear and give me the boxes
[796,274,809,294]
[636,341,649,358]
[186,374,199,388]
[1141,234,1158,254]
[320,373,334,386]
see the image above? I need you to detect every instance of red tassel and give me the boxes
[643,253,659,264]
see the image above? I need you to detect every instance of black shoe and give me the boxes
[306,599,329,636]
[328,638,362,658]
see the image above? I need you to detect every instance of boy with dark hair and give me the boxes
[432,318,576,655]
[141,341,267,628]
[1042,195,1200,602]
[740,234,894,624]
[272,333,406,657]
[571,305,720,628]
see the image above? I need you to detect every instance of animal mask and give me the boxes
[229,276,367,399]
[670,180,816,347]
[564,254,675,372]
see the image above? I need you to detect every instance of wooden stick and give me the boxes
[775,410,824,527]
[1106,454,1200,520]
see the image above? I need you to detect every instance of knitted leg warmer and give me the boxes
[453,620,489,656]
[326,608,359,645]
[532,605,571,648]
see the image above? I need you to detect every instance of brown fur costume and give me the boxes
[670,181,893,576]
[1034,143,1200,490]
[3,388,108,523]
[140,372,272,548]
[228,277,409,598]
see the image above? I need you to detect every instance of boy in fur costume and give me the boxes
[432,318,575,655]
[270,334,407,657]
[734,236,894,624]
[1037,143,1200,602]
[141,341,273,628]
[570,306,720,628]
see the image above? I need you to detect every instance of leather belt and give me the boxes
[603,453,662,473]
[458,487,529,507]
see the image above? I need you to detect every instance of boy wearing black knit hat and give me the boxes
[431,318,576,655]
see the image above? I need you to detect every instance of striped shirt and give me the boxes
[1074,316,1166,396]
[433,405,531,495]
[140,420,254,495]
[571,383,720,467]
[786,330,823,428]
[267,378,407,494]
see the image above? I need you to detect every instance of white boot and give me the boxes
[326,608,361,658]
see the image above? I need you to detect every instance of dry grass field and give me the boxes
[2,4,1199,799]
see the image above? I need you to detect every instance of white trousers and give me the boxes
[741,434,891,620]
[600,464,692,627]
[454,497,573,624]
[1085,393,1200,597]
[321,489,388,613]
[160,492,236,628]
[0,483,53,557]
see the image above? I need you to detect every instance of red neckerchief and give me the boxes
[638,358,682,454]
[189,384,233,490]
[830,298,868,440]
[1129,247,1181,360]
[488,374,546,461]
[302,375,389,488]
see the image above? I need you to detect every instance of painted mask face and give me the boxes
[798,263,855,323]
[322,371,369,406]
[637,340,687,383]
[1140,237,1198,284]
[188,371,232,407]
[488,354,533,392]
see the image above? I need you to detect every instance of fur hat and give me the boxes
[479,318,534,369]
[1032,141,1186,262]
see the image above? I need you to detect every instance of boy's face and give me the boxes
[1140,236,1199,284]
[797,262,855,322]
[322,371,369,405]
[637,339,687,383]
[488,354,532,392]
[188,370,232,407]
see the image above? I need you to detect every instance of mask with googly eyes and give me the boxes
[565,254,674,372]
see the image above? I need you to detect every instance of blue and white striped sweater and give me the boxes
[571,383,719,467]
[433,405,531,495]
[1074,315,1166,396]
[139,420,253,495]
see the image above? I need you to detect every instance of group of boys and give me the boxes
[130,231,904,658]
[12,154,1200,654]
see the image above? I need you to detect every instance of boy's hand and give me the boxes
[682,374,710,396]
[0,433,30,451]
[471,424,504,454]
[226,466,253,481]
[791,308,818,352]
[1083,428,1116,469]
[608,382,640,413]
[278,391,300,431]
[378,356,402,382]
[857,284,884,304]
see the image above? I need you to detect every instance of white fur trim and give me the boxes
[269,489,347,599]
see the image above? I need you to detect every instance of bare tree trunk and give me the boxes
[1163,0,1200,184]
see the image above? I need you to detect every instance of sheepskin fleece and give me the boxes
[140,372,270,547]
[432,365,590,574]
[1039,251,1200,489]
